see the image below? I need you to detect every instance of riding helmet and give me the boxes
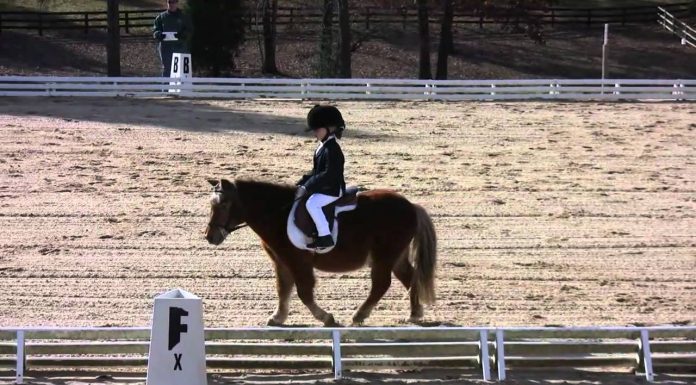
[305,105,345,132]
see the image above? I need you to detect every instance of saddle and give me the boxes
[294,187,359,239]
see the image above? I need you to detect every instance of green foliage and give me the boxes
[184,0,246,76]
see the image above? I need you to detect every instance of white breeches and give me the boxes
[306,193,340,236]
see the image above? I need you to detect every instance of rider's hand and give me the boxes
[295,186,307,199]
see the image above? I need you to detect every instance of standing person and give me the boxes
[296,105,347,249]
[153,0,192,77]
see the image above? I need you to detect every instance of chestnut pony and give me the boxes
[205,178,437,326]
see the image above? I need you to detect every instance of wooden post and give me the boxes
[84,13,89,34]
[602,24,608,81]
[587,9,592,26]
[365,6,370,29]
[401,6,407,31]
[124,11,130,34]
[551,9,555,27]
[38,13,43,36]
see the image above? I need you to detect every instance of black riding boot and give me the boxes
[308,235,334,248]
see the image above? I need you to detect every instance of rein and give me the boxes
[214,192,304,235]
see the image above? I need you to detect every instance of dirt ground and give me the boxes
[0,97,694,330]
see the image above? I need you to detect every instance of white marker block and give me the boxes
[169,53,193,93]
[146,289,207,385]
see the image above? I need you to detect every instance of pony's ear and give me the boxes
[207,178,218,188]
[220,178,235,192]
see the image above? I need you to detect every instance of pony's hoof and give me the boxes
[267,317,284,327]
[351,313,367,326]
[408,314,424,324]
[323,314,340,327]
[350,321,364,327]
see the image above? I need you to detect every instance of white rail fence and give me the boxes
[0,77,694,101]
[1,326,695,383]
[658,6,696,48]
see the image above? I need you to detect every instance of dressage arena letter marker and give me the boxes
[168,307,188,350]
[169,53,193,94]
[174,353,183,371]
[146,289,207,385]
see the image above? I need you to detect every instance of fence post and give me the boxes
[38,13,43,36]
[84,13,89,34]
[551,9,555,27]
[401,6,407,31]
[0,13,3,36]
[125,11,130,34]
[586,9,592,26]
[331,330,342,380]
[638,330,654,382]
[479,330,491,381]
[365,6,371,29]
[16,331,25,385]
[495,330,506,381]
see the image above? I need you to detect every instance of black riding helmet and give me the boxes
[305,105,345,138]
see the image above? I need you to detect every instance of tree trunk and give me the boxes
[106,0,121,76]
[319,0,335,77]
[436,0,453,80]
[416,0,431,79]
[337,0,351,78]
[262,0,278,74]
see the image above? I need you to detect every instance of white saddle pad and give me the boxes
[286,199,357,254]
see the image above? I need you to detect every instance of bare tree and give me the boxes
[261,0,279,74]
[106,0,121,76]
[435,0,453,80]
[319,0,335,77]
[416,0,431,79]
[337,0,352,78]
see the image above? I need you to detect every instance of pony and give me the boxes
[205,178,437,326]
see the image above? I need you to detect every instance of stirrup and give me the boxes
[308,235,334,249]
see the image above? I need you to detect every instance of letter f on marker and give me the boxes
[168,307,189,350]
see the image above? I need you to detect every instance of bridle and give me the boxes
[207,191,248,237]
[207,187,306,239]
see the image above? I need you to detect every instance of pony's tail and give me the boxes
[410,204,437,305]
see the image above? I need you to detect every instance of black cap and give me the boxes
[305,105,345,132]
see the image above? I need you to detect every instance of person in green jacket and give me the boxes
[153,0,192,77]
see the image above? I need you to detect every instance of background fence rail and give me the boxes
[0,77,693,101]
[0,326,694,383]
[0,3,691,36]
[658,6,696,48]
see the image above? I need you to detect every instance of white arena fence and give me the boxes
[658,6,696,48]
[0,326,694,383]
[0,77,694,101]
